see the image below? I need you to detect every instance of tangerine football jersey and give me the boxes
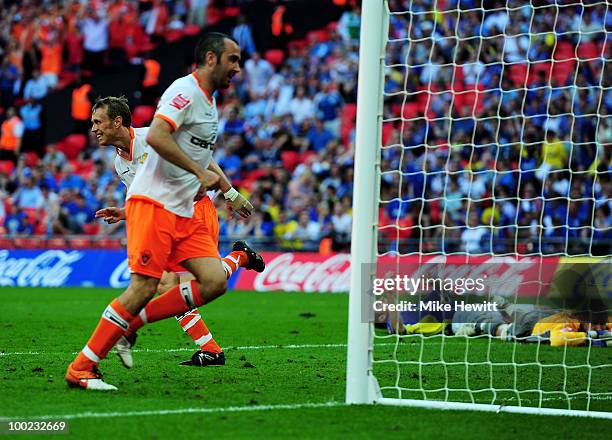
[127,72,218,217]
[113,127,150,188]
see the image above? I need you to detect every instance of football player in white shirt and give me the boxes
[89,96,264,370]
[67,34,261,390]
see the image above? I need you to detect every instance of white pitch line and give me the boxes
[0,336,579,357]
[2,396,611,422]
[0,342,410,357]
[0,401,345,422]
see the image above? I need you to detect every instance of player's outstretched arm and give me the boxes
[146,117,219,189]
[208,159,253,218]
[95,207,126,224]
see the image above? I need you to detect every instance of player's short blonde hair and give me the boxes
[92,96,131,127]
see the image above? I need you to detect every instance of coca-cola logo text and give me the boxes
[109,258,131,288]
[0,250,84,287]
[254,253,351,292]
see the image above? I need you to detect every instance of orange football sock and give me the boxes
[221,251,248,278]
[126,315,144,334]
[73,298,133,371]
[127,280,203,333]
[176,309,222,354]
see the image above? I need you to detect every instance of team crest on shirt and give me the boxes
[140,250,152,266]
[169,93,191,110]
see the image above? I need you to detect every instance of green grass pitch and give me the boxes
[0,287,610,439]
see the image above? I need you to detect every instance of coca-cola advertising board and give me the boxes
[0,249,244,289]
[1,249,603,297]
[234,252,602,297]
[0,250,131,288]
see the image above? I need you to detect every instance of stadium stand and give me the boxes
[0,0,609,257]
[378,0,611,255]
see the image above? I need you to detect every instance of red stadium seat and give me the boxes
[401,102,420,120]
[554,41,575,61]
[207,7,222,25]
[82,223,101,235]
[454,88,485,115]
[47,237,67,249]
[33,210,47,235]
[223,6,240,18]
[132,105,156,128]
[95,237,123,249]
[281,151,300,172]
[264,49,285,67]
[57,134,87,160]
[452,65,465,90]
[13,237,43,249]
[300,151,317,164]
[22,208,39,224]
[306,29,330,45]
[183,24,201,36]
[0,160,15,175]
[551,60,576,85]
[67,237,91,249]
[287,39,307,52]
[508,64,528,86]
[23,152,40,168]
[528,61,551,84]
[70,159,94,179]
[381,123,395,145]
[340,104,357,145]
[341,103,357,123]
[578,42,599,60]
[165,29,183,43]
[0,237,14,249]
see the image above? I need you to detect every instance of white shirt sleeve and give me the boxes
[155,82,194,131]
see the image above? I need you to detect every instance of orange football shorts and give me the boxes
[126,196,220,279]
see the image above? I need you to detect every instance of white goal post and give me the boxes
[346,0,612,419]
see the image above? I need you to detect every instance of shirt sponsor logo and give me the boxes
[169,93,191,110]
[190,136,214,150]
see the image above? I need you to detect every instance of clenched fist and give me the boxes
[224,187,253,218]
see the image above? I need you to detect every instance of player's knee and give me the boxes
[121,275,159,314]
[136,278,159,301]
[207,275,227,296]
[212,276,227,296]
[158,272,179,294]
[196,273,226,304]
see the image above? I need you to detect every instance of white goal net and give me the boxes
[347,0,612,418]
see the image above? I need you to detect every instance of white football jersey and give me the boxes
[127,72,218,217]
[113,127,150,188]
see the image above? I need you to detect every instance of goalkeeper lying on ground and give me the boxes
[375,292,611,347]
[451,302,612,347]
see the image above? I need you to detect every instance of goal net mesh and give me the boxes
[372,0,612,413]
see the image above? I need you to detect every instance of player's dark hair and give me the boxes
[92,96,131,127]
[194,32,237,66]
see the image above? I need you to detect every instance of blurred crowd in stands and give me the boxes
[380,0,611,255]
[0,0,610,256]
[0,0,360,252]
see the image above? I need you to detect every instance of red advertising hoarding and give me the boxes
[234,252,566,296]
